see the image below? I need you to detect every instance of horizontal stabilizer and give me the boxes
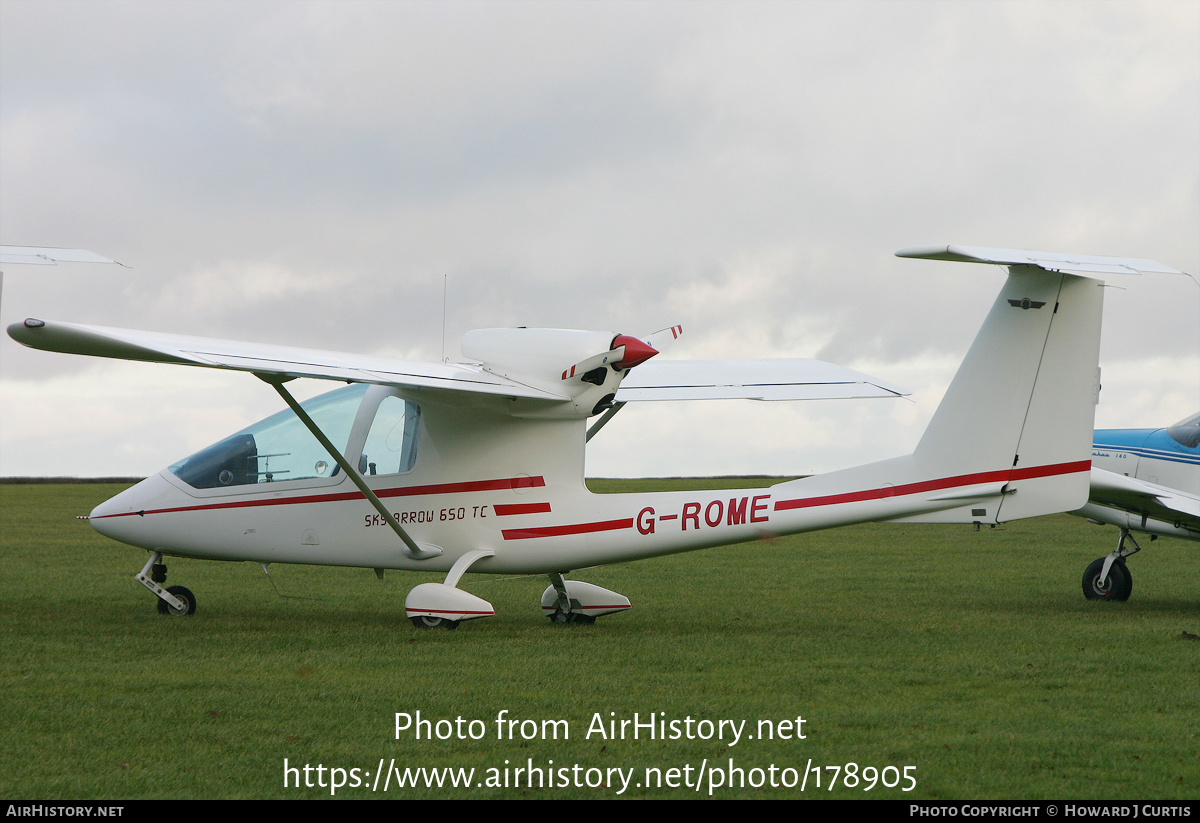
[896,245,1185,277]
[615,359,907,402]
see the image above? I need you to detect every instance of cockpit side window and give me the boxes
[169,384,369,488]
[1166,412,1200,449]
[360,395,421,475]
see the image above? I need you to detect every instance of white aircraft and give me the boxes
[6,245,1181,627]
[1075,413,1200,600]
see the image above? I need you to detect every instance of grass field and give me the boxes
[2,481,1197,799]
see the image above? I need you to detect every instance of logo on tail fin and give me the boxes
[1008,298,1047,310]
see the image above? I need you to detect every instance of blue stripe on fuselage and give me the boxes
[1092,427,1200,467]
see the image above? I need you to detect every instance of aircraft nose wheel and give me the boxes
[410,615,459,630]
[156,585,197,616]
[1082,558,1132,601]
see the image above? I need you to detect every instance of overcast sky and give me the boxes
[1,0,1197,479]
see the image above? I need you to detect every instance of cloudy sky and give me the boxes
[1,0,1197,479]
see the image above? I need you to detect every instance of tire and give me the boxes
[547,609,595,625]
[410,615,459,629]
[1082,558,1132,602]
[156,585,197,616]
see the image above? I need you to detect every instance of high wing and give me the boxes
[8,318,909,406]
[7,319,566,400]
[615,359,906,401]
[1085,467,1200,528]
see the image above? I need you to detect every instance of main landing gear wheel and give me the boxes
[1082,558,1132,602]
[410,615,459,630]
[548,608,596,625]
[156,585,197,616]
[541,577,628,625]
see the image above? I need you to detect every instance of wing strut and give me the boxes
[258,374,441,560]
[585,402,626,442]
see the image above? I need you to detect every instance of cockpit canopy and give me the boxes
[1166,412,1200,449]
[169,384,420,489]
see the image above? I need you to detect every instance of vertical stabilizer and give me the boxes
[900,250,1108,523]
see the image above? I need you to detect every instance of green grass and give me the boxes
[2,482,1197,799]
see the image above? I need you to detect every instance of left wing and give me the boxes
[9,318,909,407]
[7,319,566,400]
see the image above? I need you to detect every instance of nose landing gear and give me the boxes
[136,552,197,615]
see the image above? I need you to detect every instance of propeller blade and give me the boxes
[560,334,661,384]
[561,348,624,382]
[641,325,684,354]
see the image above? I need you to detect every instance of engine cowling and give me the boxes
[461,328,658,419]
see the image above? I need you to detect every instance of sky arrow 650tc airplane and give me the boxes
[7,245,1182,627]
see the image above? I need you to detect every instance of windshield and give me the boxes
[1166,412,1200,449]
[169,384,369,488]
[361,394,421,475]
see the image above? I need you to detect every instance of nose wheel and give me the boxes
[155,585,197,616]
[136,552,197,615]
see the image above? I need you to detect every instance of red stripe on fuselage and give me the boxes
[772,461,1090,511]
[92,475,546,519]
[502,460,1091,541]
[493,502,553,516]
[502,518,634,540]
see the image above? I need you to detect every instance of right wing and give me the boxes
[615,358,908,402]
